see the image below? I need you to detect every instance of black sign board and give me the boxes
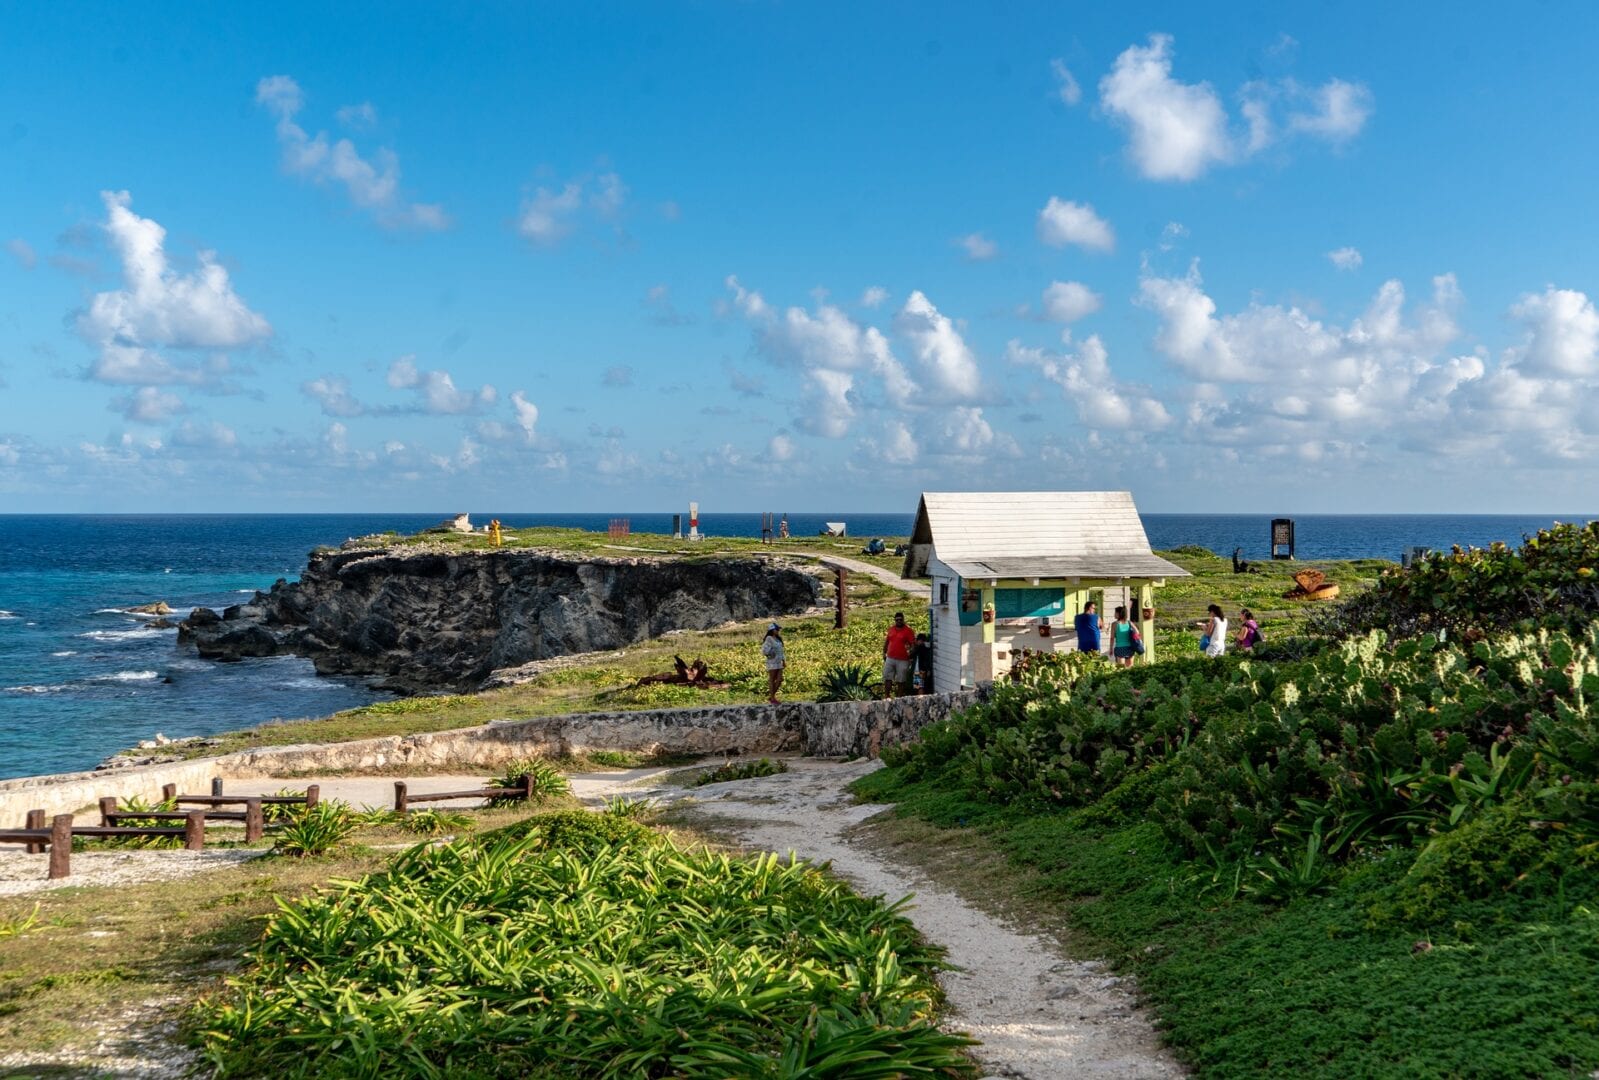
[1271,518,1296,560]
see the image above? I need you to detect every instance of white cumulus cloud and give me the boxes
[256,75,447,230]
[386,356,497,415]
[895,291,983,401]
[1041,281,1103,324]
[510,390,540,442]
[958,232,999,261]
[78,191,271,387]
[1510,287,1599,377]
[1037,198,1114,253]
[516,171,629,248]
[1099,34,1231,181]
[1328,246,1363,271]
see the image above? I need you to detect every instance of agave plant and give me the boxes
[271,801,356,857]
[489,757,571,804]
[817,662,879,702]
[397,808,475,836]
[601,796,658,819]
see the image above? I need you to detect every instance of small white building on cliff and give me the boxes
[901,491,1189,689]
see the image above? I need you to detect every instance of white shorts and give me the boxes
[883,657,911,683]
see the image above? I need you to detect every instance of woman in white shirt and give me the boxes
[1203,604,1228,658]
[761,622,786,702]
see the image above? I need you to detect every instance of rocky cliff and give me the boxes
[178,546,821,693]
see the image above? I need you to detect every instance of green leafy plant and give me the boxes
[396,808,475,836]
[86,794,182,849]
[348,805,400,828]
[601,796,658,819]
[489,757,571,804]
[271,801,356,857]
[691,757,789,787]
[817,662,880,702]
[192,829,973,1077]
[0,904,40,940]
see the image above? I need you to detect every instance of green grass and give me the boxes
[854,769,1599,1078]
[361,523,910,571]
[1151,547,1390,644]
[150,586,911,760]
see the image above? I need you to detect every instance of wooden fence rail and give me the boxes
[99,796,264,842]
[394,774,535,812]
[0,811,207,879]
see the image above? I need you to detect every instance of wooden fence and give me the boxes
[394,774,536,812]
[0,779,321,881]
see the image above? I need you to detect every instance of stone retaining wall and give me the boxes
[0,689,985,825]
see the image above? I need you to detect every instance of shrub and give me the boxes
[601,796,658,819]
[817,662,879,702]
[1312,520,1599,640]
[396,809,474,836]
[884,620,1599,904]
[272,801,357,857]
[193,831,973,1078]
[691,757,788,787]
[489,809,659,852]
[489,758,570,804]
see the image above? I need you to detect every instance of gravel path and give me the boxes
[575,758,1184,1079]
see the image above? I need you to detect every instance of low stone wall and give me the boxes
[0,689,986,826]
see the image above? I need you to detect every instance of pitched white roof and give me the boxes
[903,490,1188,580]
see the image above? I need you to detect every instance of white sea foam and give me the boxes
[78,627,163,642]
[281,677,339,691]
[0,610,16,619]
[5,683,69,694]
[51,650,78,657]
[91,670,160,683]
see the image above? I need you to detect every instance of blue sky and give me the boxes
[4,2,1599,513]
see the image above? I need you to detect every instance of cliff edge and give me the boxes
[178,545,821,693]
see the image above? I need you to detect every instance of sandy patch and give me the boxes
[0,847,265,896]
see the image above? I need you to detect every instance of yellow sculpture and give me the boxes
[488,519,503,547]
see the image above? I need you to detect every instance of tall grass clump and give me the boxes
[489,757,570,804]
[271,802,357,857]
[193,823,973,1078]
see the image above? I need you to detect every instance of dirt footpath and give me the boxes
[578,758,1184,1079]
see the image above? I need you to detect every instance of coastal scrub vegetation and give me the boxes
[858,521,1599,1076]
[138,539,1378,763]
[193,815,973,1078]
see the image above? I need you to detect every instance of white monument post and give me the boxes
[689,501,701,541]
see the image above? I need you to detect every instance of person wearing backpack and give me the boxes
[1235,608,1262,651]
[1110,605,1142,668]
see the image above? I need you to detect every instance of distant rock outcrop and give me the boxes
[178,545,821,694]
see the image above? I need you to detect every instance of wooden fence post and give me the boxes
[521,773,536,802]
[161,783,177,802]
[244,799,264,843]
[184,811,207,851]
[48,815,72,880]
[24,809,44,854]
[98,797,118,826]
[211,777,224,797]
[304,784,320,809]
[394,781,409,813]
[835,568,849,629]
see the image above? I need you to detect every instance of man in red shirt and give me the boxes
[882,611,917,698]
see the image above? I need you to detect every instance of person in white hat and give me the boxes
[761,622,786,703]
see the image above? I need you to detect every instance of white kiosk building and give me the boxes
[901,491,1189,690]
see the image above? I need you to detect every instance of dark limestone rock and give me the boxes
[177,546,821,693]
